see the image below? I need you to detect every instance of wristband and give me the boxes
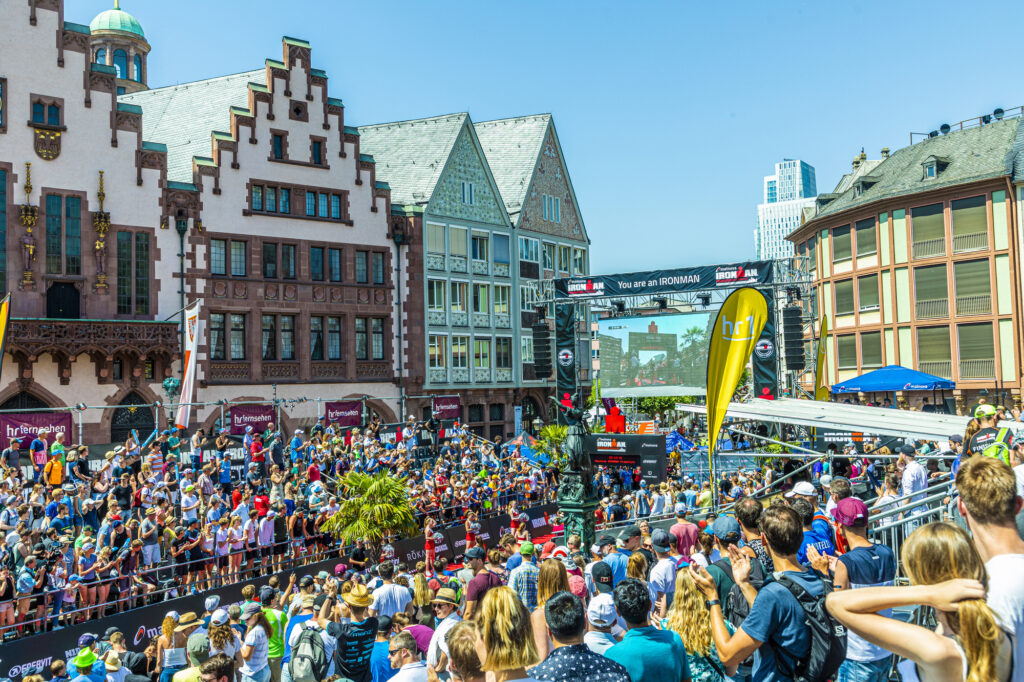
[705,599,721,609]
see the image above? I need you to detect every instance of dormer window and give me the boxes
[921,155,950,180]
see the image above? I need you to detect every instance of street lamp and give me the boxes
[532,416,543,435]
[162,376,181,426]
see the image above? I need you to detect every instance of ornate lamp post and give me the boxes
[552,397,599,558]
[162,376,181,427]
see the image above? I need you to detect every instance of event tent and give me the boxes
[831,365,954,393]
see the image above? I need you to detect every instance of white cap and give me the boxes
[587,593,617,627]
[785,481,817,498]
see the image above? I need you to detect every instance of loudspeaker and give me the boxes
[782,306,805,371]
[532,322,552,378]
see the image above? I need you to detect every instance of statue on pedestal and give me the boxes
[551,396,599,556]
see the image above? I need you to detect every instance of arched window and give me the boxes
[47,104,59,126]
[113,49,128,79]
[110,391,155,444]
[32,102,44,124]
[95,47,106,65]
[133,54,142,82]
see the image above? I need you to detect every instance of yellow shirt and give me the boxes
[172,666,201,682]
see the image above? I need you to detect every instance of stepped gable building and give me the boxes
[474,115,591,423]
[0,0,179,442]
[788,115,1024,412]
[360,114,526,439]
[120,37,401,428]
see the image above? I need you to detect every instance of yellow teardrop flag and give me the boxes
[706,287,768,457]
[815,315,830,401]
[0,294,10,376]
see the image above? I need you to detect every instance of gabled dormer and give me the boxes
[852,174,879,198]
[816,193,840,210]
[921,155,950,180]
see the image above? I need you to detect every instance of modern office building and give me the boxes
[756,159,817,260]
[789,114,1024,413]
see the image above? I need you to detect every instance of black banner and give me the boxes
[524,503,558,538]
[586,434,667,487]
[554,260,775,299]
[0,554,346,679]
[556,303,577,407]
[752,288,779,400]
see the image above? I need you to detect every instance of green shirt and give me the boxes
[263,607,288,658]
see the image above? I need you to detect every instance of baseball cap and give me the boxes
[210,609,229,626]
[78,633,98,647]
[674,502,689,515]
[785,481,817,498]
[975,404,997,418]
[205,595,220,612]
[619,525,641,540]
[831,497,869,527]
[465,546,486,561]
[300,575,315,588]
[949,433,963,444]
[317,571,330,580]
[650,528,673,553]
[711,516,741,542]
[597,534,616,548]
[587,592,617,627]
[819,474,833,488]
[259,585,276,603]
[519,541,535,556]
[899,444,916,456]
[377,616,393,633]
[591,561,613,593]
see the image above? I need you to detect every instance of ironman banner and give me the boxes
[815,314,830,401]
[174,301,202,430]
[705,287,768,469]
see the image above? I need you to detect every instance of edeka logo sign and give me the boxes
[720,314,758,341]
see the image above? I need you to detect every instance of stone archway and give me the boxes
[110,392,156,445]
[0,391,50,411]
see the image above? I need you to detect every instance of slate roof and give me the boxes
[474,115,551,221]
[356,114,468,206]
[119,70,264,182]
[832,158,883,194]
[812,118,1021,221]
[1010,117,1024,183]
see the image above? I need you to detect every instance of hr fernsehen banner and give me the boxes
[229,404,274,435]
[432,396,462,420]
[554,260,775,299]
[325,400,363,427]
[0,411,73,442]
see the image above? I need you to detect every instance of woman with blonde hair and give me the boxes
[475,586,539,681]
[153,611,187,682]
[664,568,730,681]
[826,522,1012,682]
[530,559,569,658]
[411,572,433,620]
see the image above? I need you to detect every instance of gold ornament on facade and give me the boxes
[160,216,168,229]
[19,162,37,227]
[93,171,110,292]
[33,128,61,161]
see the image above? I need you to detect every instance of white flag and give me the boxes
[174,301,202,430]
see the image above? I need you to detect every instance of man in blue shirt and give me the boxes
[290,430,305,464]
[692,503,825,681]
[791,498,835,565]
[605,578,691,682]
[369,616,396,682]
[602,526,640,586]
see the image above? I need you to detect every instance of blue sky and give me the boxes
[80,1,1019,274]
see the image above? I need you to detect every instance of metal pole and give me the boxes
[219,400,225,430]
[76,408,83,445]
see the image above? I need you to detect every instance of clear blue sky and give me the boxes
[81,0,1019,274]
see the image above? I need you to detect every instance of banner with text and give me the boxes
[554,261,775,299]
[432,396,462,420]
[586,434,667,488]
[0,411,74,443]
[229,404,274,435]
[325,400,363,428]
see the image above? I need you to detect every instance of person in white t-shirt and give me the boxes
[369,562,413,618]
[646,529,677,618]
[956,455,1024,682]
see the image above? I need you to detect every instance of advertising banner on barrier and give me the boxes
[325,400,363,428]
[554,260,775,299]
[230,404,274,435]
[0,554,346,678]
[524,503,558,538]
[482,513,514,547]
[0,411,73,443]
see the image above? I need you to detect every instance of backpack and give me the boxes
[981,428,1013,466]
[288,622,328,682]
[712,556,767,627]
[774,574,847,682]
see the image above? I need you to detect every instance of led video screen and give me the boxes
[598,311,714,397]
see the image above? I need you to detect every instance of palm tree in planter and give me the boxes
[320,471,419,557]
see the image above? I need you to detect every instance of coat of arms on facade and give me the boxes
[33,128,61,160]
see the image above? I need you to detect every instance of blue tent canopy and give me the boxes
[831,365,954,393]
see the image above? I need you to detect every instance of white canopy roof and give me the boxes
[676,397,1017,441]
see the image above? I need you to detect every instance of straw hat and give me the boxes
[174,612,199,631]
[343,583,372,608]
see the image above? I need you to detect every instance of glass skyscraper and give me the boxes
[756,159,817,260]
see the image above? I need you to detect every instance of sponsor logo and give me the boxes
[565,279,605,297]
[134,623,162,646]
[715,265,759,286]
[754,338,775,359]
[639,442,659,449]
[530,517,546,528]
[10,658,54,678]
[557,349,574,367]
[720,314,758,341]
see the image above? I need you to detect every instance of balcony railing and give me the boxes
[916,298,948,319]
[7,318,180,359]
[960,359,996,379]
[955,294,992,316]
[919,360,952,379]
[912,238,945,259]
[952,232,988,253]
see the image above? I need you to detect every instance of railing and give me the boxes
[916,298,948,319]
[912,238,945,259]
[959,358,996,379]
[955,294,991,316]
[918,360,952,378]
[952,231,988,253]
